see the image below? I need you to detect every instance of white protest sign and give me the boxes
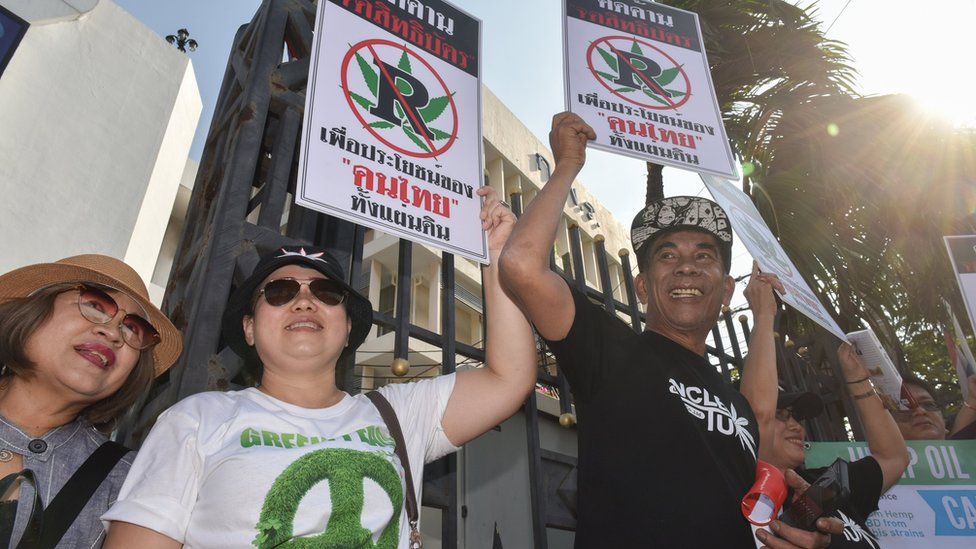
[701,175,846,340]
[562,0,737,178]
[297,0,487,263]
[944,236,976,340]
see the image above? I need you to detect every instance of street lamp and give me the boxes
[165,28,198,53]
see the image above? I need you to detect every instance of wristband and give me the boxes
[742,460,788,526]
[852,388,878,401]
[845,375,870,384]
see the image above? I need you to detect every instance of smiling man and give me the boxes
[499,112,765,547]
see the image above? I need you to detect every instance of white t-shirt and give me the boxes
[103,374,457,548]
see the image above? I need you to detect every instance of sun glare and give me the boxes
[837,2,976,128]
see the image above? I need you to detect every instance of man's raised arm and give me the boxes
[498,112,595,341]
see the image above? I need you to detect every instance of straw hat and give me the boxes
[0,255,182,376]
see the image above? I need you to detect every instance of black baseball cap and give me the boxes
[777,386,824,421]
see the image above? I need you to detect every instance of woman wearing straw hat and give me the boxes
[103,187,537,548]
[0,254,181,548]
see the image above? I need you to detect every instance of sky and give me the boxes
[115,0,976,318]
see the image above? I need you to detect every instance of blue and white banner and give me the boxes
[807,441,976,547]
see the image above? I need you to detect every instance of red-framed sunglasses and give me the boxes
[256,278,347,307]
[75,285,160,351]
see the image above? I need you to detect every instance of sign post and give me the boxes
[563,0,737,178]
[297,0,487,263]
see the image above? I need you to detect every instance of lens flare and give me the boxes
[741,162,756,177]
[826,123,840,137]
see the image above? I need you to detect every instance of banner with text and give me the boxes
[945,235,976,341]
[562,0,737,178]
[297,0,487,262]
[807,441,976,547]
[702,175,846,340]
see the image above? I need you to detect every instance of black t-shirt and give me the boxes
[800,457,884,549]
[545,282,761,548]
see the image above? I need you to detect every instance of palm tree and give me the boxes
[646,0,857,203]
[751,93,976,355]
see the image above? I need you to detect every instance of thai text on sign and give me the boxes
[297,0,487,262]
[562,0,737,178]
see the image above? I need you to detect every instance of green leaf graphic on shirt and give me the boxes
[252,448,404,548]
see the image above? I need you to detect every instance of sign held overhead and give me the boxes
[563,0,738,178]
[297,0,488,263]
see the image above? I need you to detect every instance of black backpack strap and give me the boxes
[364,391,422,547]
[30,440,129,549]
[0,470,43,548]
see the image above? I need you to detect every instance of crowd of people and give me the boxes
[0,112,973,548]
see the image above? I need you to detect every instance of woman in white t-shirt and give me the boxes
[102,188,536,548]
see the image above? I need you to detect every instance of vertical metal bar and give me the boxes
[510,192,523,217]
[440,252,458,549]
[257,108,300,229]
[559,224,586,413]
[711,325,729,379]
[739,315,751,345]
[593,237,615,314]
[723,309,743,367]
[394,239,413,361]
[524,391,549,549]
[349,225,365,289]
[567,224,586,291]
[619,250,641,333]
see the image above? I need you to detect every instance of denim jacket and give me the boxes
[0,414,133,548]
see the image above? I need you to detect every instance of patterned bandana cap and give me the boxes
[630,196,733,265]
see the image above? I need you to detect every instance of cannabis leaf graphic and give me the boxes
[593,39,687,105]
[352,45,454,153]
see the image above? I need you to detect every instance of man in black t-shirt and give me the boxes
[499,112,843,548]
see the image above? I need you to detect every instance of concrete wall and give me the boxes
[0,0,201,284]
[460,409,577,549]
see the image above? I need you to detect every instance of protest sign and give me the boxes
[807,440,976,547]
[701,175,847,340]
[944,300,976,402]
[296,0,487,263]
[562,0,737,178]
[945,236,976,340]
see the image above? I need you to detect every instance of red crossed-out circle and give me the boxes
[340,39,459,158]
[586,35,691,110]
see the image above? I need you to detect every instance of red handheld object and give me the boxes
[742,460,788,526]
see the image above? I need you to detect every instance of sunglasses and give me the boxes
[775,408,805,423]
[889,401,941,422]
[76,286,160,351]
[256,278,347,307]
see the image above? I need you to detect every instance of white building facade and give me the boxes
[0,0,201,302]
